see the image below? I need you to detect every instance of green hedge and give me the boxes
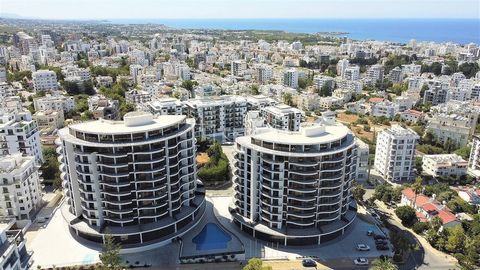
[198,142,230,182]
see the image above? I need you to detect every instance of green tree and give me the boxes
[395,206,417,227]
[98,234,122,270]
[415,157,423,174]
[446,225,466,254]
[282,92,293,106]
[318,84,331,97]
[251,84,260,95]
[369,257,398,270]
[352,182,366,202]
[40,148,62,189]
[454,145,471,160]
[412,222,431,234]
[181,80,198,91]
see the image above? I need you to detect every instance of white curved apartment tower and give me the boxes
[232,120,358,246]
[57,112,205,248]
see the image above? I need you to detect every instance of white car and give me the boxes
[354,258,369,266]
[356,244,371,251]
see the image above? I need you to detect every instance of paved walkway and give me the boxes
[210,196,392,265]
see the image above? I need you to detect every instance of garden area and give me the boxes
[196,140,230,185]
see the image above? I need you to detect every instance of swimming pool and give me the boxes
[192,223,232,250]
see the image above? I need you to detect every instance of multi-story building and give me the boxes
[184,96,247,142]
[423,84,449,105]
[231,60,247,77]
[356,139,370,182]
[389,66,403,84]
[336,59,349,77]
[283,69,299,89]
[125,89,152,105]
[33,94,75,112]
[245,95,278,110]
[0,222,30,270]
[255,64,273,84]
[0,110,43,164]
[468,135,480,177]
[426,113,473,147]
[56,112,205,246]
[366,64,384,83]
[422,154,467,177]
[146,98,184,115]
[14,32,37,55]
[130,64,144,84]
[374,125,419,182]
[0,154,42,221]
[260,104,304,132]
[32,70,58,92]
[313,76,335,91]
[88,96,120,120]
[371,101,400,118]
[232,120,358,245]
[343,66,360,81]
[33,110,65,132]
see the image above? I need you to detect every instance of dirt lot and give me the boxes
[196,152,210,165]
[336,113,359,124]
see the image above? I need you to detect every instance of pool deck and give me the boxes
[179,198,244,259]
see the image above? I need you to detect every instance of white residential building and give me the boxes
[244,111,266,136]
[356,139,370,182]
[427,113,473,147]
[125,89,152,105]
[32,70,58,92]
[422,154,467,177]
[366,64,384,83]
[336,59,349,77]
[184,96,248,142]
[232,120,358,245]
[33,95,75,112]
[0,110,43,164]
[255,64,273,84]
[0,223,30,270]
[468,135,480,176]
[146,98,184,115]
[231,60,247,77]
[283,69,299,89]
[374,125,419,182]
[33,109,65,132]
[56,112,205,246]
[260,104,304,132]
[343,66,360,81]
[371,101,400,118]
[0,154,42,221]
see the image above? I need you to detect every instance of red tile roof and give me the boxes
[437,210,457,225]
[368,97,385,103]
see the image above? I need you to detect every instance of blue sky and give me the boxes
[0,0,478,19]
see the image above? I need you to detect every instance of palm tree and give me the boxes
[369,258,398,270]
[411,176,423,208]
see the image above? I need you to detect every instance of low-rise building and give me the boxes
[422,154,468,177]
[33,109,65,132]
[146,97,184,115]
[400,109,425,123]
[401,188,460,228]
[33,94,75,112]
[87,96,119,120]
[125,89,152,105]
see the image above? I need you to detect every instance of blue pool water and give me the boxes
[192,223,232,250]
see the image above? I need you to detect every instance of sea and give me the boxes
[109,18,479,44]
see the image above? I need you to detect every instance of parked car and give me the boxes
[374,234,387,240]
[356,244,371,251]
[302,259,317,267]
[375,239,388,245]
[353,258,369,266]
[376,244,390,250]
[367,229,374,236]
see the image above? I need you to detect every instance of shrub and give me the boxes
[412,222,430,234]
